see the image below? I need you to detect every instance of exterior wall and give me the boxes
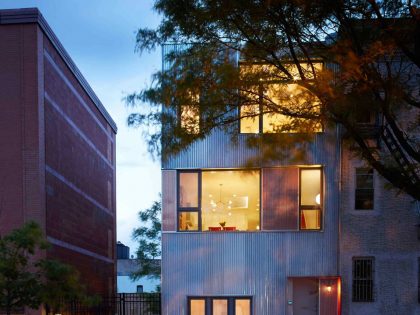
[117,259,160,293]
[339,146,420,315]
[0,23,46,235]
[42,26,116,297]
[0,8,117,299]
[161,127,341,314]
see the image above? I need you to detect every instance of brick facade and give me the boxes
[0,8,117,300]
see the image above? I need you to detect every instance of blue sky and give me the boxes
[0,0,162,253]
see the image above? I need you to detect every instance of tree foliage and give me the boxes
[127,0,420,200]
[0,222,96,315]
[131,200,161,285]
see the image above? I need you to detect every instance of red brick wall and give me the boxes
[0,23,46,235]
[42,32,116,296]
[0,19,116,299]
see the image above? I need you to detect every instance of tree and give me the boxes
[0,222,97,315]
[131,200,161,290]
[0,222,45,315]
[127,0,420,200]
[38,260,99,314]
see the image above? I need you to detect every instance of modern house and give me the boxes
[0,7,117,300]
[161,45,340,314]
[160,39,419,314]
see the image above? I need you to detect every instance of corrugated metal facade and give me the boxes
[161,44,341,314]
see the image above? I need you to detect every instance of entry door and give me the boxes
[293,278,319,315]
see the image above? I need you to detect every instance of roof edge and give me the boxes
[0,8,118,133]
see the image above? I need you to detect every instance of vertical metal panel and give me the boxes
[162,170,177,231]
[162,231,338,315]
[262,168,299,230]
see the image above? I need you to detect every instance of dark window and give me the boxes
[352,257,374,302]
[355,168,374,210]
[188,296,252,315]
[136,285,143,293]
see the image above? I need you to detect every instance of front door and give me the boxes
[293,278,319,315]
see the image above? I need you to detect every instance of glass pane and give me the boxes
[179,212,199,231]
[179,172,199,208]
[181,105,200,134]
[240,105,260,133]
[263,83,322,133]
[202,170,260,232]
[190,299,205,315]
[235,299,251,315]
[212,299,228,315]
[356,168,373,189]
[355,189,374,209]
[300,209,321,230]
[300,169,321,206]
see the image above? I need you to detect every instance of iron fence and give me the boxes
[46,293,161,315]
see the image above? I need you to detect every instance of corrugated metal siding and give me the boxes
[162,170,177,231]
[162,128,336,169]
[319,278,340,315]
[162,232,338,315]
[262,167,299,230]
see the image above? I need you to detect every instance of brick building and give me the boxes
[0,8,117,298]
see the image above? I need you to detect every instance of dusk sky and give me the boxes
[0,0,162,252]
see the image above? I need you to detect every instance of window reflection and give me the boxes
[179,172,199,208]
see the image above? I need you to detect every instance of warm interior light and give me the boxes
[326,285,332,292]
[315,193,321,205]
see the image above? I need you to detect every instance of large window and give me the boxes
[178,170,260,232]
[178,167,322,232]
[355,168,374,210]
[239,62,323,134]
[300,168,322,230]
[352,257,374,302]
[202,171,260,232]
[189,297,252,315]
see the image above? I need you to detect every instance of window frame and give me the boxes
[352,256,375,302]
[354,167,374,210]
[299,167,323,231]
[188,296,253,315]
[238,61,324,135]
[177,169,261,233]
[177,170,202,232]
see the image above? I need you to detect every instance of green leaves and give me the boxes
[0,222,97,315]
[131,200,161,286]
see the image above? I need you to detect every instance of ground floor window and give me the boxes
[189,296,252,315]
[352,257,374,302]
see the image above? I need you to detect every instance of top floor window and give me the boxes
[239,62,323,134]
[179,92,200,134]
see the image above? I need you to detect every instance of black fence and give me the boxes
[47,293,161,315]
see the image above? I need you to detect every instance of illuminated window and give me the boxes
[178,171,200,231]
[201,170,260,232]
[299,168,322,230]
[240,104,260,133]
[355,168,374,210]
[181,105,200,134]
[239,62,323,134]
[190,298,206,315]
[180,91,200,134]
[188,297,252,315]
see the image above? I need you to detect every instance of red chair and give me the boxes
[209,227,222,231]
